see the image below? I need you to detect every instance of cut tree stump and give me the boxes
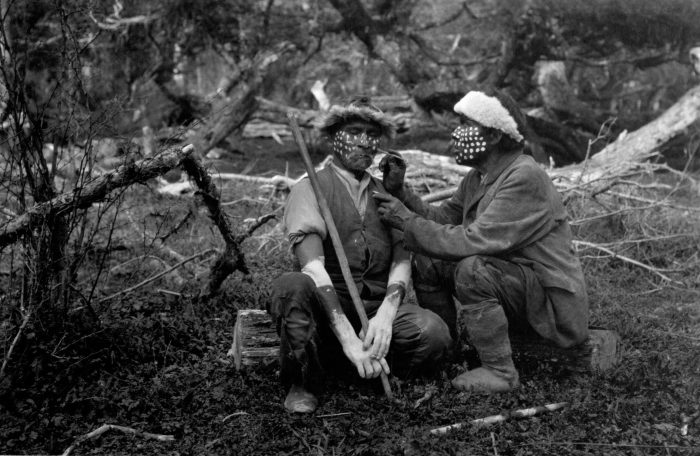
[228,309,621,373]
[227,309,280,370]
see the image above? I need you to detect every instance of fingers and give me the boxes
[378,154,389,172]
[378,332,390,359]
[362,325,374,350]
[369,328,390,360]
[355,353,389,379]
[357,358,378,379]
[371,191,392,202]
[355,361,367,379]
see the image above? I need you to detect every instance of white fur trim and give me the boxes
[301,257,332,288]
[453,91,524,142]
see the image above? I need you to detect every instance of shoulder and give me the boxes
[287,178,318,209]
[289,177,312,198]
[507,155,551,185]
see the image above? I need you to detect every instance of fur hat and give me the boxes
[316,96,396,138]
[453,90,525,143]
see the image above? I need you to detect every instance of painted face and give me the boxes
[450,120,489,166]
[332,120,382,173]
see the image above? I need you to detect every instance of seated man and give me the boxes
[374,90,589,394]
[269,96,452,413]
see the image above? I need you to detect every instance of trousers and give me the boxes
[268,272,452,389]
[412,254,546,340]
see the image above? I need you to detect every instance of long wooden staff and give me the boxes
[287,113,393,400]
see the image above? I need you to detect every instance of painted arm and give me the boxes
[294,234,389,378]
[362,241,410,359]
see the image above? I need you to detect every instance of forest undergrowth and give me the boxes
[0,164,699,456]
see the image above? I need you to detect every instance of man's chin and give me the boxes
[455,157,479,167]
[349,157,373,171]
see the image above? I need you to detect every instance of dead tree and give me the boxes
[0,145,263,295]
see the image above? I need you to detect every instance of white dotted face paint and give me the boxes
[451,124,488,165]
[332,121,381,173]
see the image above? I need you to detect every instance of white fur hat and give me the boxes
[453,91,524,142]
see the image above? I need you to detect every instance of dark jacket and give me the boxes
[403,153,588,347]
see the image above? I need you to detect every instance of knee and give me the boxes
[269,272,315,318]
[454,255,497,306]
[407,310,452,361]
[419,311,453,354]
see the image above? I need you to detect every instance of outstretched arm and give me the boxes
[380,151,464,224]
[294,234,389,379]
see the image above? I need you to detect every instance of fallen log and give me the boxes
[402,82,700,202]
[228,309,621,373]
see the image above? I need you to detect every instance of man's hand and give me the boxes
[379,152,406,199]
[362,299,398,361]
[372,191,414,231]
[342,336,390,379]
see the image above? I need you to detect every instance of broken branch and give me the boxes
[61,424,174,456]
[430,402,568,435]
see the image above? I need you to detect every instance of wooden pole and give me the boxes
[287,113,393,400]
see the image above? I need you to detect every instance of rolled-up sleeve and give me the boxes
[283,179,327,246]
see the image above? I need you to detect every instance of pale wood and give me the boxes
[535,60,600,134]
[228,309,280,370]
[310,80,331,111]
[229,308,621,373]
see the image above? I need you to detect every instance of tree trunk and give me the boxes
[534,60,602,134]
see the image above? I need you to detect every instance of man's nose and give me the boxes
[356,133,370,147]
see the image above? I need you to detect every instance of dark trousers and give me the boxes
[412,254,545,339]
[268,272,452,390]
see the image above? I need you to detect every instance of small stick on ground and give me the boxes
[413,384,438,409]
[98,249,214,303]
[0,306,33,380]
[61,424,174,456]
[222,411,249,422]
[316,412,352,419]
[430,402,568,435]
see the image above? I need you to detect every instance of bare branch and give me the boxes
[61,424,174,456]
[98,250,214,303]
[88,1,159,31]
[573,240,681,284]
[415,1,472,31]
[0,305,32,380]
